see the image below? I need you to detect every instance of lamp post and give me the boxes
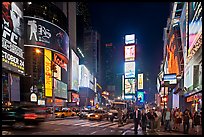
[35,48,57,119]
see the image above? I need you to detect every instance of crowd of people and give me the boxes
[132,106,202,135]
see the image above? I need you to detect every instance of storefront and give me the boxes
[185,91,202,112]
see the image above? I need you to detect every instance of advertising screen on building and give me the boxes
[44,49,52,97]
[125,34,135,44]
[124,62,135,78]
[72,93,79,105]
[54,64,61,80]
[163,73,177,85]
[24,16,69,59]
[79,65,90,88]
[71,50,79,91]
[54,53,68,71]
[125,78,135,95]
[2,2,24,75]
[137,91,144,103]
[125,45,135,61]
[138,73,143,90]
[54,79,67,99]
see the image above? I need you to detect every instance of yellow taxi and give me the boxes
[87,110,108,121]
[55,110,76,118]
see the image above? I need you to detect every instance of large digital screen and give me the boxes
[125,34,135,44]
[79,65,90,88]
[44,49,52,97]
[54,79,67,99]
[125,45,135,61]
[124,62,135,78]
[125,78,135,95]
[138,73,143,90]
[2,2,24,75]
[24,16,69,59]
[72,93,79,105]
[137,91,144,103]
[71,50,79,91]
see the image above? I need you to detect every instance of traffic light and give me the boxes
[51,62,57,73]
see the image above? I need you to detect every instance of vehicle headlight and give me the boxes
[87,115,90,117]
[95,115,98,118]
[108,112,113,115]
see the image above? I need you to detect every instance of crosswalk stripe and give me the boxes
[99,122,117,128]
[119,123,134,129]
[74,121,93,126]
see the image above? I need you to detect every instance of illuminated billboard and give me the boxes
[72,93,79,105]
[71,50,79,91]
[125,78,135,95]
[137,91,144,103]
[138,73,143,90]
[44,49,52,97]
[54,65,61,80]
[125,34,135,44]
[2,2,24,75]
[24,16,69,59]
[163,73,177,85]
[125,45,135,61]
[124,62,135,78]
[79,65,90,88]
[54,79,67,99]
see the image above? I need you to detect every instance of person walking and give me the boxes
[193,111,201,134]
[183,108,191,134]
[175,108,182,131]
[117,108,123,127]
[147,109,156,132]
[164,108,172,132]
[155,107,162,132]
[133,106,141,134]
[141,108,148,134]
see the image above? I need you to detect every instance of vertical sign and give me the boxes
[44,49,52,97]
[138,73,143,90]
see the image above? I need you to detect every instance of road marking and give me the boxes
[74,121,91,126]
[122,130,131,135]
[90,131,97,135]
[99,122,116,128]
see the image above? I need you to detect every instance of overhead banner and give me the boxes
[125,78,135,95]
[124,62,135,78]
[2,2,24,75]
[138,73,143,90]
[44,49,52,97]
[24,16,69,59]
[125,45,135,61]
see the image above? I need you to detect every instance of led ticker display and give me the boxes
[125,78,135,95]
[125,34,135,44]
[125,45,135,61]
[137,91,144,103]
[138,73,143,90]
[124,62,135,78]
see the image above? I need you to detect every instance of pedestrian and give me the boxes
[172,108,177,130]
[133,106,141,134]
[117,108,123,127]
[147,109,156,132]
[175,108,182,131]
[183,108,190,134]
[193,111,201,134]
[164,108,172,132]
[155,107,162,132]
[141,108,148,134]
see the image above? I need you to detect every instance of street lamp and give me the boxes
[35,48,57,119]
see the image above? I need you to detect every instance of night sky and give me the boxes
[87,2,171,103]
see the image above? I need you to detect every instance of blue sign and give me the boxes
[137,91,144,103]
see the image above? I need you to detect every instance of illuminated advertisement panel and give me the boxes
[138,73,143,90]
[72,93,79,105]
[54,53,68,71]
[54,65,61,80]
[44,49,52,97]
[125,45,135,61]
[24,16,69,59]
[124,62,135,78]
[54,79,67,99]
[71,50,79,91]
[79,65,90,88]
[137,91,144,103]
[2,2,24,75]
[125,78,135,95]
[125,34,135,44]
[163,73,177,85]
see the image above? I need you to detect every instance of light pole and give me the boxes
[35,48,57,119]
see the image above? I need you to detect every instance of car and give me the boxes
[87,110,108,121]
[2,105,44,129]
[79,109,94,119]
[55,110,76,118]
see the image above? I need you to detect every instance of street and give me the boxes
[3,116,200,135]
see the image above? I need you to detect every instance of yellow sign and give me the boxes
[44,49,52,97]
[138,73,143,90]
